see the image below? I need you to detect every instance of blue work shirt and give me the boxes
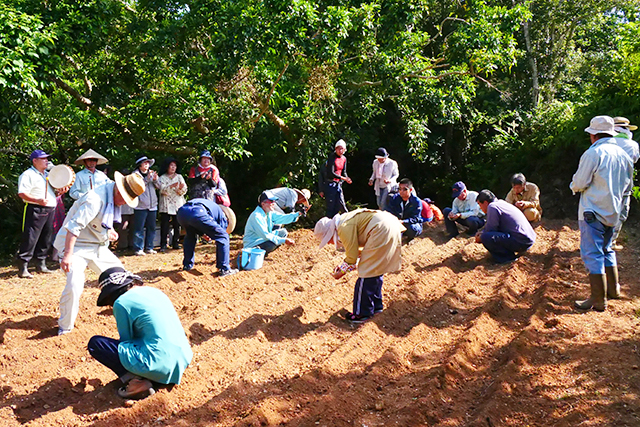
[243,205,299,248]
[69,168,112,200]
[115,286,193,385]
[186,198,228,227]
[481,199,536,246]
[569,137,633,226]
[385,193,423,224]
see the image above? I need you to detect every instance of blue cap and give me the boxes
[200,150,212,160]
[258,191,278,204]
[30,150,51,161]
[452,181,466,198]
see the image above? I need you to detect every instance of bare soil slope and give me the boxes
[1,220,640,426]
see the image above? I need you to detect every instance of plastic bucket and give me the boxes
[241,248,266,270]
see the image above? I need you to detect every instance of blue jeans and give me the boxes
[177,203,230,271]
[403,222,423,241]
[325,181,348,218]
[353,276,384,317]
[88,335,127,378]
[133,209,157,252]
[376,188,390,210]
[481,231,533,263]
[443,208,485,237]
[579,218,616,274]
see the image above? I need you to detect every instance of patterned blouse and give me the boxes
[158,173,187,215]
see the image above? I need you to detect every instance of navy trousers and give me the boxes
[443,208,485,237]
[403,222,423,242]
[353,276,384,317]
[324,181,348,218]
[88,335,127,378]
[177,203,230,271]
[18,204,55,263]
[481,231,533,263]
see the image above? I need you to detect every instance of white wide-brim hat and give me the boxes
[314,215,341,249]
[585,115,617,137]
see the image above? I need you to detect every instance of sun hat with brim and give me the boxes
[135,156,155,167]
[294,189,311,205]
[74,149,108,165]
[97,267,143,306]
[613,116,638,131]
[314,216,339,249]
[114,171,145,208]
[219,205,236,234]
[585,115,617,136]
[30,150,51,161]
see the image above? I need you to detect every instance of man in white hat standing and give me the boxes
[322,139,352,217]
[610,117,640,250]
[570,115,633,312]
[54,171,145,334]
[69,149,112,200]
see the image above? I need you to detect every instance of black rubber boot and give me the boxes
[605,266,620,299]
[18,260,33,278]
[575,274,607,312]
[36,258,53,273]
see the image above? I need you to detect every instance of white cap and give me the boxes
[335,139,347,149]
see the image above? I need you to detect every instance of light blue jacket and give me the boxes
[115,286,193,385]
[243,206,299,248]
[570,137,633,226]
[69,168,112,200]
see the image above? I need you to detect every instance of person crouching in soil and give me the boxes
[314,209,405,324]
[87,267,193,400]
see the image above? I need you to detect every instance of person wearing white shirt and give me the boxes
[442,181,485,238]
[17,150,59,278]
[571,115,633,312]
[368,147,399,210]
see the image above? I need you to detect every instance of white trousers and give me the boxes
[58,244,122,332]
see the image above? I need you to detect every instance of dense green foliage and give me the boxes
[1,0,639,259]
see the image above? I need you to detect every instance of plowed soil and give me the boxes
[1,219,640,427]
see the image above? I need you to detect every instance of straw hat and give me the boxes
[219,205,236,234]
[74,149,108,165]
[114,171,145,208]
[613,116,638,131]
[294,188,311,205]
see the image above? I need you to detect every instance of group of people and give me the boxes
[12,113,637,400]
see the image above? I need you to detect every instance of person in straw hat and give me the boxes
[570,115,633,312]
[177,198,238,276]
[87,266,192,400]
[610,117,639,250]
[263,187,312,215]
[54,171,145,335]
[314,208,404,324]
[69,149,112,200]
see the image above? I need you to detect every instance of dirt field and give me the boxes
[1,219,640,426]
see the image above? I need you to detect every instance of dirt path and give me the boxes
[1,220,640,426]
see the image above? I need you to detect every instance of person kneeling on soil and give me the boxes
[87,267,193,400]
[314,209,404,324]
[243,191,301,255]
[474,190,536,264]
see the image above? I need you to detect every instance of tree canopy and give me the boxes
[0,0,639,258]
